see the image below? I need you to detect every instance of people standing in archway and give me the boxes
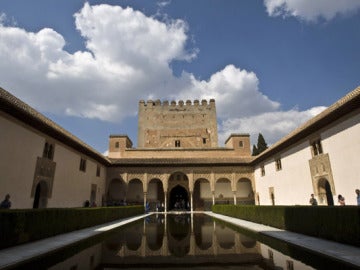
[355,189,360,205]
[338,194,345,206]
[309,194,317,206]
[0,194,11,209]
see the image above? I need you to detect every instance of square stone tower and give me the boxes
[137,99,218,148]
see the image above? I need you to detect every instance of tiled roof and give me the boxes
[109,157,254,166]
[0,87,110,165]
[252,86,360,164]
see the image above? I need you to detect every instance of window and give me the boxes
[261,165,265,176]
[286,260,294,270]
[90,255,95,267]
[275,158,282,171]
[115,142,120,148]
[269,187,275,205]
[203,138,207,144]
[268,249,274,263]
[43,142,54,160]
[79,158,87,172]
[311,139,323,156]
[96,165,101,177]
[239,141,243,147]
[175,140,181,147]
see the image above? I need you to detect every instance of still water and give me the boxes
[23,213,356,270]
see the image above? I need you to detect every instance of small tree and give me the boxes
[252,133,268,156]
[252,144,259,156]
[257,133,268,153]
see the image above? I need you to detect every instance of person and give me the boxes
[356,189,360,206]
[156,202,160,212]
[309,194,317,206]
[338,194,345,206]
[0,194,11,209]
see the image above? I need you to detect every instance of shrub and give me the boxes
[212,205,359,246]
[0,206,144,249]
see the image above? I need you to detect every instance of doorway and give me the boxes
[33,181,48,208]
[318,179,334,206]
[169,185,189,210]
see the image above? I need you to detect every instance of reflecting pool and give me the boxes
[20,213,357,270]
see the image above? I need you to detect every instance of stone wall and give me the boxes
[137,99,218,148]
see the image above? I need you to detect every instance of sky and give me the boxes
[0,0,359,154]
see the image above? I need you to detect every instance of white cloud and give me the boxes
[0,13,6,23]
[157,0,171,8]
[264,0,360,21]
[0,3,194,122]
[219,106,327,146]
[0,3,329,147]
[177,65,280,119]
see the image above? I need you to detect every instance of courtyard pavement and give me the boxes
[206,212,360,269]
[0,211,359,269]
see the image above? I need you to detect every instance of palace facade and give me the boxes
[0,86,359,209]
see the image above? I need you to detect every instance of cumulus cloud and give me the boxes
[177,65,280,119]
[264,0,360,21]
[0,3,328,146]
[219,106,327,146]
[0,3,194,121]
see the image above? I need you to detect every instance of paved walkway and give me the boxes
[0,214,151,270]
[0,212,359,269]
[206,212,360,269]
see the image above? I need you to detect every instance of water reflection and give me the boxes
[49,214,320,269]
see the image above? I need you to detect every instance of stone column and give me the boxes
[211,172,215,206]
[141,234,146,257]
[164,191,168,212]
[144,192,147,211]
[213,219,218,256]
[233,191,237,205]
[190,191,193,212]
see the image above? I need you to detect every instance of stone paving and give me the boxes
[206,212,360,269]
[0,214,150,270]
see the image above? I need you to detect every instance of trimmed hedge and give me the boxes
[0,206,144,249]
[212,205,360,247]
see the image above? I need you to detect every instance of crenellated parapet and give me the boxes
[139,99,215,110]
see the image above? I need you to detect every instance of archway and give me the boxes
[127,179,143,205]
[167,214,190,257]
[124,220,143,251]
[215,178,232,204]
[168,172,189,211]
[107,178,126,206]
[236,178,255,205]
[147,178,164,211]
[33,181,48,209]
[146,215,164,251]
[240,234,256,249]
[318,178,334,206]
[193,178,211,210]
[193,214,213,250]
[215,223,235,249]
[169,185,189,210]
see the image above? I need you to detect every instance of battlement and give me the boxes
[139,99,215,109]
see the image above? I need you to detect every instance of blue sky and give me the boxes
[0,0,359,154]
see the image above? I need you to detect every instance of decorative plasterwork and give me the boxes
[31,157,56,198]
[308,153,336,195]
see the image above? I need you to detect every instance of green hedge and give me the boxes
[0,206,144,249]
[212,205,360,247]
